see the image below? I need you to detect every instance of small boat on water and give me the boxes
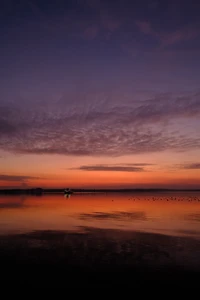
[64,188,73,195]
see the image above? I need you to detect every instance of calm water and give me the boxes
[0,191,200,239]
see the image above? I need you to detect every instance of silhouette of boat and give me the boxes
[64,188,73,195]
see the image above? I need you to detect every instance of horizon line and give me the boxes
[0,187,200,192]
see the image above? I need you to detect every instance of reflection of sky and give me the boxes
[0,0,200,189]
[79,211,147,221]
[0,193,200,238]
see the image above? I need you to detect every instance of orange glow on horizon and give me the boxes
[0,150,200,189]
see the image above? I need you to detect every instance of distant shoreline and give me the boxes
[0,187,200,195]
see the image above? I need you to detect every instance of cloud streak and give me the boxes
[160,25,200,47]
[135,19,200,48]
[77,165,143,172]
[179,163,200,170]
[0,175,40,182]
[73,163,153,172]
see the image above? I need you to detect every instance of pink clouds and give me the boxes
[135,19,200,47]
[160,26,200,47]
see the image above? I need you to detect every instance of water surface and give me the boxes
[0,191,200,239]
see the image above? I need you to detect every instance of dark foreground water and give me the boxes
[0,192,200,288]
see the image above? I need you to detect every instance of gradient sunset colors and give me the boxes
[0,0,200,189]
[1,193,200,236]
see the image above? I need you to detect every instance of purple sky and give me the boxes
[0,0,200,189]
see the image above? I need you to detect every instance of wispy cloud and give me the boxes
[179,163,200,170]
[135,19,200,48]
[4,0,199,49]
[0,175,40,182]
[160,25,200,47]
[0,91,199,157]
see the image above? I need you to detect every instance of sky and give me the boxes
[0,0,200,189]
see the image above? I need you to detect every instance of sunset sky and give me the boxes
[0,0,200,189]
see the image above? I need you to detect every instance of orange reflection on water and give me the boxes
[0,192,200,238]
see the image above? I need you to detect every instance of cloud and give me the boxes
[160,26,200,47]
[122,163,154,166]
[73,163,153,172]
[135,19,200,48]
[0,175,40,182]
[0,91,199,157]
[5,1,199,50]
[179,163,200,170]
